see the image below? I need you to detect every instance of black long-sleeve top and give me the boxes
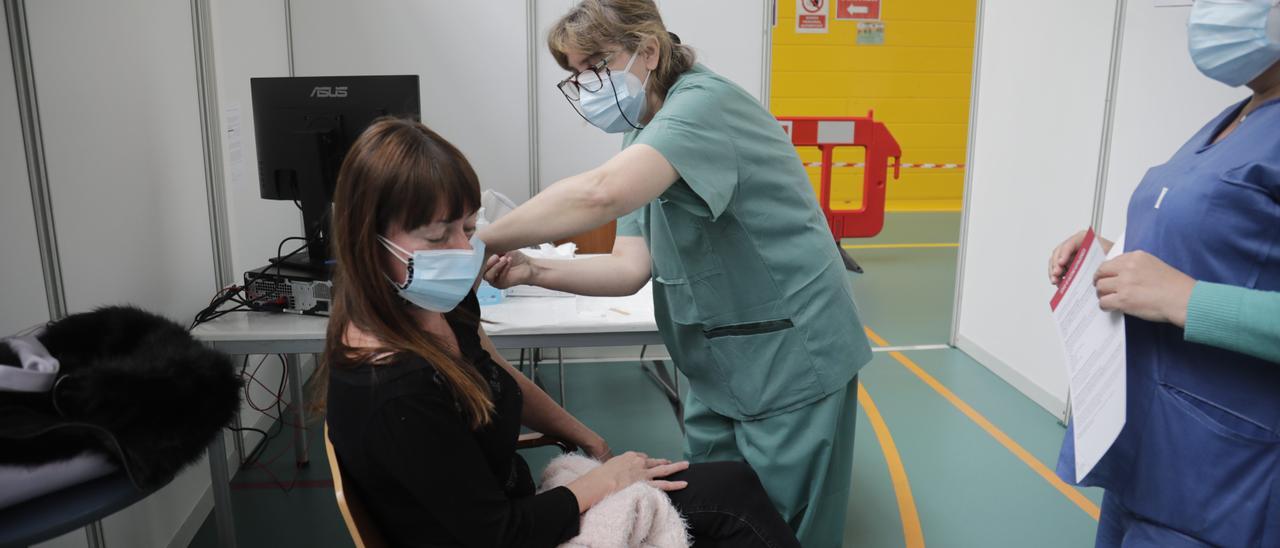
[326,293,580,547]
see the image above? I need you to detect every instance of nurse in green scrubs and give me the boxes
[477,1,872,545]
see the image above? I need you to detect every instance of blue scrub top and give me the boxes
[1057,98,1280,546]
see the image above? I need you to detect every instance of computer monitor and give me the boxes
[250,75,420,272]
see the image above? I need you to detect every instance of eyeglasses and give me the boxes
[557,53,615,102]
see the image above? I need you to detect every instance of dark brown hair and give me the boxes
[548,0,696,101]
[314,117,492,428]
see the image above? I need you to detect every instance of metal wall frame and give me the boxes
[5,0,65,320]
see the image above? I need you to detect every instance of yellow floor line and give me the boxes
[858,383,927,548]
[864,327,1101,521]
[842,243,960,250]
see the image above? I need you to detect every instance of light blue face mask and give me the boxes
[1188,0,1280,87]
[577,52,651,133]
[379,235,485,312]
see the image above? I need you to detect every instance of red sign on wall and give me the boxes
[796,0,829,34]
[836,0,880,20]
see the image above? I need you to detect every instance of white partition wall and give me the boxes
[289,1,535,203]
[0,5,50,337]
[20,1,222,546]
[1097,1,1246,236]
[953,0,1120,416]
[25,0,219,319]
[654,0,768,102]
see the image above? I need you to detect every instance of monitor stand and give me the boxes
[267,251,333,279]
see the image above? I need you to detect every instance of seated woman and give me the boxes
[320,117,801,548]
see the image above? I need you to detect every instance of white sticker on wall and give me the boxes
[856,21,885,45]
[224,103,244,188]
[817,120,856,144]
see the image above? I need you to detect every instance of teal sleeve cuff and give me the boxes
[1184,281,1244,350]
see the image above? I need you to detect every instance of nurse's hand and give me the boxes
[1049,230,1115,285]
[1094,251,1195,328]
[483,252,535,289]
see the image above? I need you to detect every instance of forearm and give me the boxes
[481,170,625,254]
[1185,282,1280,364]
[478,330,604,450]
[530,255,649,297]
[481,145,678,254]
[566,476,613,514]
[502,359,599,447]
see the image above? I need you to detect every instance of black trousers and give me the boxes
[666,461,802,548]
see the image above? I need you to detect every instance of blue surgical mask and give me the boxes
[577,52,650,133]
[1188,0,1280,87]
[379,235,485,312]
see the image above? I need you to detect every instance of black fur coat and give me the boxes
[0,306,241,489]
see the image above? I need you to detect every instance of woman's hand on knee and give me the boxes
[642,457,691,492]
[568,452,690,512]
[597,451,690,492]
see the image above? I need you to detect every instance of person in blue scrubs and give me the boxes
[1047,1,1280,545]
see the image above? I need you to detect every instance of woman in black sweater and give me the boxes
[319,117,801,547]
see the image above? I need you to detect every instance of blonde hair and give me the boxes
[548,0,696,101]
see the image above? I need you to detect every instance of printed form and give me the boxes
[1050,229,1126,482]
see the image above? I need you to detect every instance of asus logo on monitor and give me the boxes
[309,86,348,98]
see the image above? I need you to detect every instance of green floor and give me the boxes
[190,212,1102,547]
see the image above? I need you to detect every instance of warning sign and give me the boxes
[796,0,829,34]
[837,0,880,20]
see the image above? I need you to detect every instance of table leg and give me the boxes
[531,348,546,390]
[230,413,246,466]
[557,348,566,408]
[209,431,238,548]
[285,354,310,467]
[642,359,684,433]
[231,355,245,465]
[84,520,105,548]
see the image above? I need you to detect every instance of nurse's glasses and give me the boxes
[556,53,615,102]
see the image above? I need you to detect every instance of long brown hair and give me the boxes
[314,117,493,428]
[547,0,696,102]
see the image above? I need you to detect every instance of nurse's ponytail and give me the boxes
[548,0,696,102]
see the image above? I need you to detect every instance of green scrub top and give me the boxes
[618,64,872,421]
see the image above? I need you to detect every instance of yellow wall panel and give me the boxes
[770,0,978,210]
[844,99,971,124]
[773,45,973,73]
[773,72,972,100]
[771,98,850,115]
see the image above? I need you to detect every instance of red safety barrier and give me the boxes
[778,114,902,239]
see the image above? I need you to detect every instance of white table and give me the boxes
[192,287,674,548]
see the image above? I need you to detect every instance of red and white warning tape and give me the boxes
[803,162,966,169]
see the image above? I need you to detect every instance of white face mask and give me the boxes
[379,235,485,313]
[576,52,651,133]
[1188,0,1280,87]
